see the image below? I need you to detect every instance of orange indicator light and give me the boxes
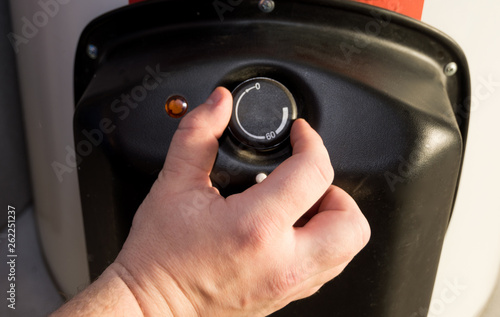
[165,95,188,118]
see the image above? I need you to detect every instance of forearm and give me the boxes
[50,264,146,317]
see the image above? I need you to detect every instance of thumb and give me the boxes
[160,87,232,190]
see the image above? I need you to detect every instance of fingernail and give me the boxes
[204,88,224,105]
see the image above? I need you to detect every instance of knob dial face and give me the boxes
[229,78,297,150]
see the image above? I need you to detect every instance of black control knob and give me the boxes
[228,78,297,150]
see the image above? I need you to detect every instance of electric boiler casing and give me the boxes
[74,1,470,315]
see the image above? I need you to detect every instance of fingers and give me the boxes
[237,119,334,227]
[160,87,232,190]
[275,186,369,304]
[294,186,371,273]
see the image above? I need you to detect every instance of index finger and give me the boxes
[236,119,334,228]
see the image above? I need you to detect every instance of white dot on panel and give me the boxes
[256,173,268,184]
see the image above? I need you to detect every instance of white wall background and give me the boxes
[422,1,500,316]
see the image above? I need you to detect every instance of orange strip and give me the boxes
[353,0,424,20]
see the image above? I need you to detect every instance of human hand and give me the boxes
[109,87,370,316]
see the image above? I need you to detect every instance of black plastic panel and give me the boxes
[73,1,470,316]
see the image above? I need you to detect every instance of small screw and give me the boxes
[444,62,457,76]
[259,0,275,13]
[87,44,98,59]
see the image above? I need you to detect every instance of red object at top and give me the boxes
[353,0,424,20]
[129,0,424,21]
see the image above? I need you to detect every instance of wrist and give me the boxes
[110,259,198,316]
[51,263,145,316]
[98,264,146,316]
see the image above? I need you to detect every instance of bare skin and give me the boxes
[52,87,370,316]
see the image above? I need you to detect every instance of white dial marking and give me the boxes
[275,107,289,135]
[235,87,266,140]
[235,83,289,141]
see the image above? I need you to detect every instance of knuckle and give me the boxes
[316,236,352,267]
[321,212,370,265]
[233,213,274,251]
[314,236,340,265]
[228,196,281,251]
[267,266,303,299]
[327,246,353,266]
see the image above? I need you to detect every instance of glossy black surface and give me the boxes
[74,1,470,316]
